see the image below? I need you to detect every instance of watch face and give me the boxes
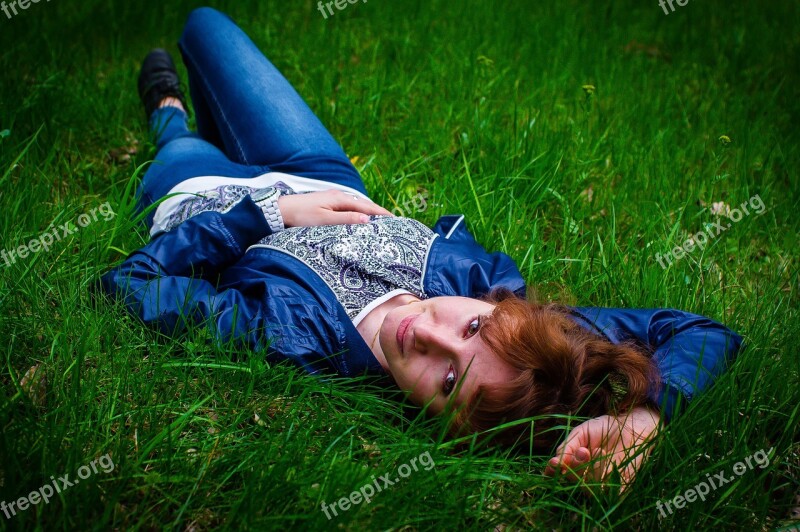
[251,187,277,202]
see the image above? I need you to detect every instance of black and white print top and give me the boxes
[157,182,297,235]
[153,177,437,326]
[149,171,371,237]
[251,216,437,326]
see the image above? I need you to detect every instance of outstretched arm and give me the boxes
[545,307,743,487]
[569,307,743,422]
[100,195,274,345]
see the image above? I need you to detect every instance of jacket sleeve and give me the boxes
[154,185,283,237]
[98,195,274,348]
[570,307,743,423]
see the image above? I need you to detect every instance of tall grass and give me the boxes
[0,0,797,529]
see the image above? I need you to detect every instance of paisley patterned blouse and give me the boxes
[160,183,436,326]
[252,215,436,325]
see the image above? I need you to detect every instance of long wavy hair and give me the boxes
[449,287,660,451]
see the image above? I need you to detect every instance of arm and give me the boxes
[545,307,742,487]
[143,189,392,276]
[100,195,274,346]
[569,307,743,422]
[158,186,394,241]
[99,191,394,351]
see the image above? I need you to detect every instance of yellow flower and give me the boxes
[582,84,596,95]
[718,135,731,145]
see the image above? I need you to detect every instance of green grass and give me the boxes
[1,0,798,529]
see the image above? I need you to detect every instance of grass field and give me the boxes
[1,0,798,529]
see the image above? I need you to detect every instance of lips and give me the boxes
[396,314,418,356]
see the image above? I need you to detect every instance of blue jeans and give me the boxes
[137,7,368,226]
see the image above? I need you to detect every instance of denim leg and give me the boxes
[177,7,368,196]
[148,106,197,151]
[137,106,262,227]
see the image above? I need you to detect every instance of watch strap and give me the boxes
[250,187,284,233]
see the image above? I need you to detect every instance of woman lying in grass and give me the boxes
[100,7,742,487]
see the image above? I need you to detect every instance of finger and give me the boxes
[548,457,602,485]
[564,460,592,483]
[569,447,609,484]
[334,194,394,216]
[557,453,594,482]
[544,455,570,477]
[325,211,372,225]
[546,443,593,477]
[596,447,634,485]
[563,447,592,470]
[547,449,578,470]
[557,439,589,465]
[575,447,591,463]
[618,463,638,493]
[544,454,569,477]
[616,451,646,488]
[349,199,393,216]
[589,454,612,483]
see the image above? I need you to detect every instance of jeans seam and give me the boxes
[179,43,250,165]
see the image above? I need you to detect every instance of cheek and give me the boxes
[408,383,439,410]
[460,368,481,392]
[396,362,435,397]
[381,308,405,352]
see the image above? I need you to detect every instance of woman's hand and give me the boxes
[277,190,393,228]
[543,406,661,491]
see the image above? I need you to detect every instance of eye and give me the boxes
[443,364,457,396]
[466,316,481,337]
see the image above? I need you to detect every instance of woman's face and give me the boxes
[379,296,517,415]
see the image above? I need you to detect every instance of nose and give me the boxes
[413,319,455,356]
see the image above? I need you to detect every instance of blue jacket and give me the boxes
[99,194,742,422]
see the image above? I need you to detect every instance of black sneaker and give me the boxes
[137,48,190,120]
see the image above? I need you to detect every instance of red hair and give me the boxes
[450,288,659,451]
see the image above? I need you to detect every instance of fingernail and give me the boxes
[360,214,370,223]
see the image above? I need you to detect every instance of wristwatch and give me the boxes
[250,187,285,233]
